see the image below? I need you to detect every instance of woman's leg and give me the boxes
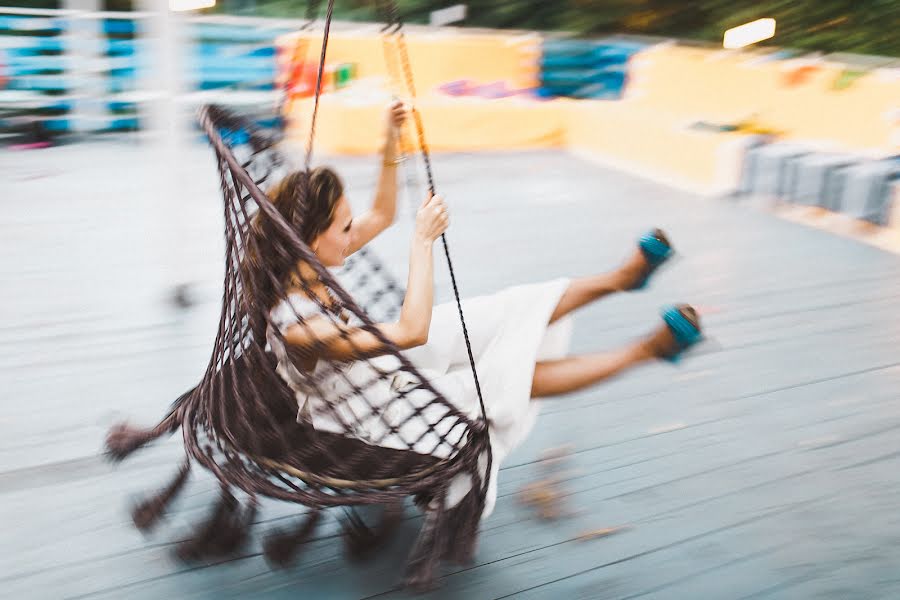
[547,272,623,326]
[548,233,671,325]
[531,345,651,398]
[531,313,691,398]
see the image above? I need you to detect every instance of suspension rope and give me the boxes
[303,0,335,172]
[276,0,322,127]
[373,0,490,434]
[300,0,491,459]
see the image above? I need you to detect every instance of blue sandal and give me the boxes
[660,304,703,362]
[632,228,674,290]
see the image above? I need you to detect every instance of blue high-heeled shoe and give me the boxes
[632,228,674,290]
[660,304,703,362]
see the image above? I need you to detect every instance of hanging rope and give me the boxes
[374,0,491,441]
[276,0,323,126]
[303,0,336,171]
[373,17,420,221]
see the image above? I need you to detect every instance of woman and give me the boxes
[249,100,703,516]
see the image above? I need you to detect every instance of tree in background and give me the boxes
[356,0,900,57]
[698,0,898,57]
[6,0,895,55]
[563,0,897,56]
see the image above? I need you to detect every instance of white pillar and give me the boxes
[138,0,187,149]
[63,0,106,134]
[138,0,196,304]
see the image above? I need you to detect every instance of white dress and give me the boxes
[267,277,573,518]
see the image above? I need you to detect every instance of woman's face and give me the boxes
[311,196,353,268]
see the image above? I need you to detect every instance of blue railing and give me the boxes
[1,10,297,136]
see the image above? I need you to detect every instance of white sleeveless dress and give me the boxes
[267,278,573,517]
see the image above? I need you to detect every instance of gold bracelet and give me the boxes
[383,156,407,167]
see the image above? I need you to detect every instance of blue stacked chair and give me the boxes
[190,22,290,91]
[538,39,643,100]
[188,21,294,138]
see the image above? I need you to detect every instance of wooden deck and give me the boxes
[3,142,900,599]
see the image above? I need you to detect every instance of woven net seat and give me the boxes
[105,104,490,589]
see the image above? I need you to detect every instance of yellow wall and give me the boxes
[628,46,899,151]
[277,29,541,93]
[564,101,747,192]
[288,94,568,155]
[280,31,899,195]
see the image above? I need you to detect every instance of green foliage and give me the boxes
[243,0,900,56]
[5,0,894,56]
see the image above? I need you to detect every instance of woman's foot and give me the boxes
[643,304,703,361]
[617,228,674,291]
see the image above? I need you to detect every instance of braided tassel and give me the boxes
[177,486,255,562]
[403,486,448,592]
[263,508,323,568]
[105,422,169,462]
[342,502,404,563]
[441,483,483,567]
[131,459,191,531]
[105,390,189,462]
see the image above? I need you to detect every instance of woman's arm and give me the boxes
[347,100,408,255]
[281,313,424,362]
[284,193,448,362]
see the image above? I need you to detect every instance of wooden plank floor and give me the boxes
[3,142,900,599]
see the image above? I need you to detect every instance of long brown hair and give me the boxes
[240,166,344,331]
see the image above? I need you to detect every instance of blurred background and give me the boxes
[2,1,900,598]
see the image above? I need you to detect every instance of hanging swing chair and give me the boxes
[106,0,492,590]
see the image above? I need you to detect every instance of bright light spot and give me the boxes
[170,0,215,12]
[723,18,777,49]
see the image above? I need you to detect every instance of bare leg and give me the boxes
[548,238,668,324]
[531,317,688,398]
[548,272,623,325]
[531,343,652,398]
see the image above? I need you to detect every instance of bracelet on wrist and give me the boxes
[383,155,407,167]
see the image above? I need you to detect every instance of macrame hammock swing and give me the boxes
[106,0,493,589]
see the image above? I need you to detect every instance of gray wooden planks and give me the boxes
[3,142,900,599]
